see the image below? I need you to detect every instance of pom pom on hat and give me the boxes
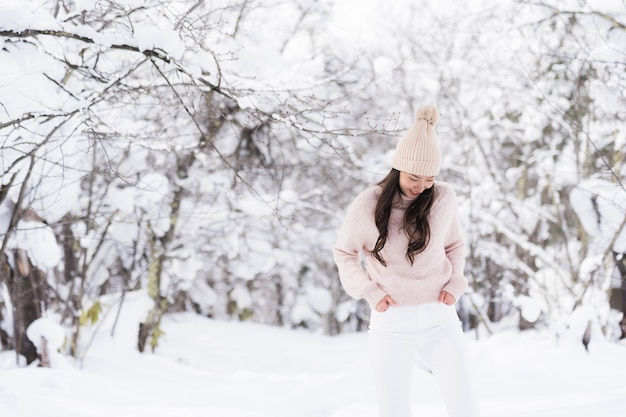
[415,105,438,126]
[391,105,441,176]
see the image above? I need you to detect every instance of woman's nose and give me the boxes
[413,180,425,191]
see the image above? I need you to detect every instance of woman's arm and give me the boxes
[333,188,388,309]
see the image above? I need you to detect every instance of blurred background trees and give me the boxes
[0,0,624,363]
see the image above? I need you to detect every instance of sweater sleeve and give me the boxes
[332,189,387,309]
[441,187,469,301]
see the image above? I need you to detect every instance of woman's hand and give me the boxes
[438,290,456,305]
[375,295,397,312]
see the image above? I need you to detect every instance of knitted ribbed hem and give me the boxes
[387,287,444,306]
[392,156,440,176]
[364,286,389,311]
[442,276,469,302]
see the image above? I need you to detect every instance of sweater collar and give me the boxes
[393,191,415,209]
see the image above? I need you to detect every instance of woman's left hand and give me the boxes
[438,290,456,305]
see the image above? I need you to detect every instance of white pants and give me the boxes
[368,303,479,417]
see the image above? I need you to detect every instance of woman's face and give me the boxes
[399,172,435,199]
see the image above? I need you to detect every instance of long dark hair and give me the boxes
[371,169,436,266]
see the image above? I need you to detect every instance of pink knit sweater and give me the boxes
[333,181,468,309]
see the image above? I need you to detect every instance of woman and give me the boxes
[333,105,479,417]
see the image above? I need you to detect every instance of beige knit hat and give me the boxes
[391,105,441,176]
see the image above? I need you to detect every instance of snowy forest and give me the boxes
[1,0,625,367]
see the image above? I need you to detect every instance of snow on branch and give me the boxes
[0,28,170,62]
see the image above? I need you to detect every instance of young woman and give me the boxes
[333,105,479,417]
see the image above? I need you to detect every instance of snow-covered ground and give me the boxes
[1,291,625,417]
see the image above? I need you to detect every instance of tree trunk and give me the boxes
[0,254,13,350]
[9,249,45,364]
[612,251,626,339]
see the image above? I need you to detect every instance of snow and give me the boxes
[514,295,542,323]
[6,220,62,270]
[134,28,182,55]
[571,179,626,253]
[25,317,66,352]
[1,293,625,417]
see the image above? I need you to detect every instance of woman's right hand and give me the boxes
[375,295,397,312]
